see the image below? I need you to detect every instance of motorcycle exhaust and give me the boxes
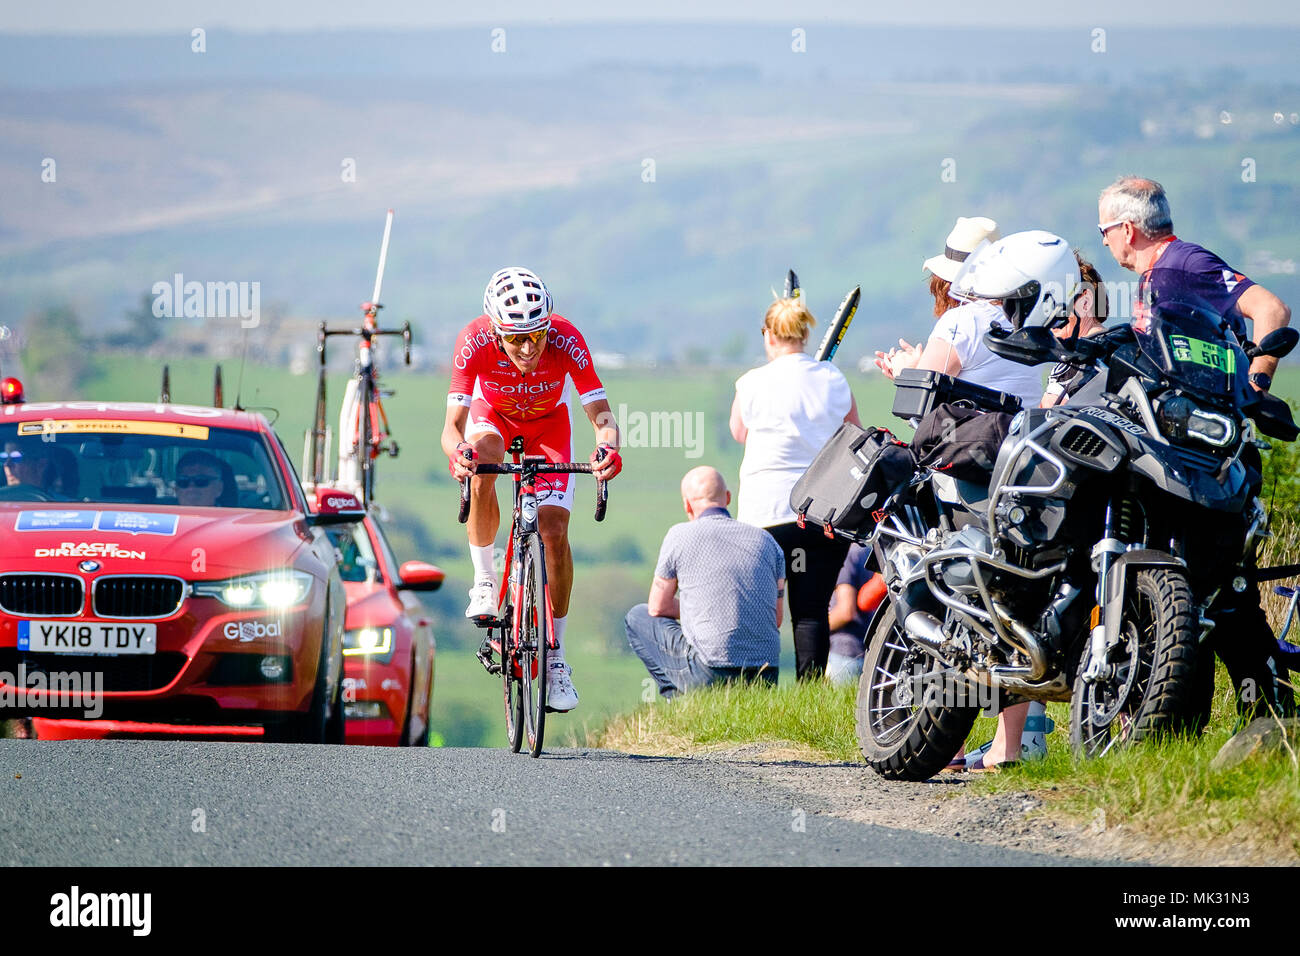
[903,611,948,652]
[986,669,1072,700]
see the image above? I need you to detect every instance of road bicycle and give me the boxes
[306,210,411,506]
[460,437,607,757]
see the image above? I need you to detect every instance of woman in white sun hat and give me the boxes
[875,216,1043,411]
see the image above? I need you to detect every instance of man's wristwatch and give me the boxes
[1249,372,1272,391]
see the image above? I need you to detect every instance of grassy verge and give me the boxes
[591,679,861,762]
[589,662,1300,859]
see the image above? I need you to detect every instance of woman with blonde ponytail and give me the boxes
[729,295,861,680]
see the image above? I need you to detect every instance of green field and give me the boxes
[53,354,1300,746]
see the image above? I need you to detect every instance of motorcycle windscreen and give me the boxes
[1133,272,1250,399]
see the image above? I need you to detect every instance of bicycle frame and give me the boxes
[497,446,558,655]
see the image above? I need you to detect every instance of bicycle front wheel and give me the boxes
[520,534,551,757]
[502,625,524,753]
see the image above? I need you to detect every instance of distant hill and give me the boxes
[1,24,1297,363]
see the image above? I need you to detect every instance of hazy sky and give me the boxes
[9,0,1300,33]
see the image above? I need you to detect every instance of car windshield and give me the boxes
[325,523,382,584]
[0,422,289,509]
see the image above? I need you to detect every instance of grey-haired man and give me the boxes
[1098,175,1291,391]
[1098,174,1294,718]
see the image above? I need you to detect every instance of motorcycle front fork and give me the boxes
[1083,498,1127,683]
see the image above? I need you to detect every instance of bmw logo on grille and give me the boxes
[78,560,101,573]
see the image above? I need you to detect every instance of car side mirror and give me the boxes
[398,561,445,592]
[306,490,366,526]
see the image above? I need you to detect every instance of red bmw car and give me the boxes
[317,503,442,746]
[0,400,360,743]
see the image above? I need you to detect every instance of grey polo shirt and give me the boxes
[653,506,784,668]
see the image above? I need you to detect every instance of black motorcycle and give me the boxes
[852,294,1297,779]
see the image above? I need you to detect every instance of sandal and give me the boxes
[968,755,1018,773]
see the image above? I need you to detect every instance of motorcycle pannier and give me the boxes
[891,367,1022,421]
[790,423,916,536]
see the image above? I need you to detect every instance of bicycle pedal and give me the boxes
[471,614,499,628]
[475,641,501,675]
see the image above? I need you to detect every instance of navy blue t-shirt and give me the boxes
[829,543,873,657]
[1136,237,1255,339]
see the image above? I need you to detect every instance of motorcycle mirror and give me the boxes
[985,325,1058,367]
[1250,327,1299,360]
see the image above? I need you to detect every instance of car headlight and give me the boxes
[192,571,314,608]
[343,626,394,658]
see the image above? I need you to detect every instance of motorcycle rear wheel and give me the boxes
[856,604,980,780]
[1070,567,1198,757]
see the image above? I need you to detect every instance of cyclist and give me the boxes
[442,267,622,712]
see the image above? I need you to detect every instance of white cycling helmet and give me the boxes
[950,231,1081,330]
[483,267,553,335]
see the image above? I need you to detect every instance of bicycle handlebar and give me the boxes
[456,459,609,523]
[318,323,413,366]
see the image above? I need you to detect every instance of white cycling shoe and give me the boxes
[545,661,579,713]
[464,580,497,619]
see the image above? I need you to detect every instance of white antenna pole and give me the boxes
[371,208,394,306]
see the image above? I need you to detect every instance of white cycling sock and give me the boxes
[551,616,567,663]
[469,543,495,585]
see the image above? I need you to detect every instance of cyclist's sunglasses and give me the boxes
[500,328,548,346]
[176,475,220,488]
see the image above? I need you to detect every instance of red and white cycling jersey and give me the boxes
[447,314,606,419]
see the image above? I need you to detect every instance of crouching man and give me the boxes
[625,466,784,697]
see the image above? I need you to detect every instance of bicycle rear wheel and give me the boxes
[358,375,375,506]
[309,368,327,485]
[520,535,550,757]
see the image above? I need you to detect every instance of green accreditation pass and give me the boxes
[1169,335,1236,373]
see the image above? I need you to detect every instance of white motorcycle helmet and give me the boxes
[483,267,553,335]
[950,231,1081,330]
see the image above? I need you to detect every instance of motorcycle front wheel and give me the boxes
[856,603,980,780]
[1070,567,1198,757]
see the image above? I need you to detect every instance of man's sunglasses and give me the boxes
[176,475,220,488]
[1098,219,1126,239]
[500,328,548,346]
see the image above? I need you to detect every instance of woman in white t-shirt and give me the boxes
[729,296,860,680]
[875,288,1043,408]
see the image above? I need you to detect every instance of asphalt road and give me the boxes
[0,740,1079,866]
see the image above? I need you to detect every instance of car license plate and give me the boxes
[18,620,157,655]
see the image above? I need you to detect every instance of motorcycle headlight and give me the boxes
[192,570,314,608]
[1186,409,1236,448]
[1157,396,1237,448]
[343,626,393,658]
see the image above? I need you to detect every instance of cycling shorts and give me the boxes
[465,398,574,512]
